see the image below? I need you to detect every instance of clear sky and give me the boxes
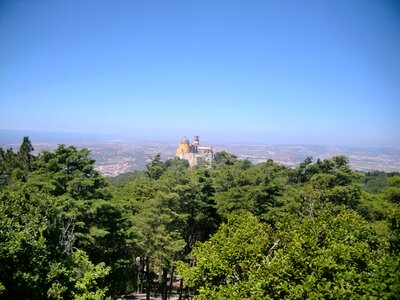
[0,0,399,147]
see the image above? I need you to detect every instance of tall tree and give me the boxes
[1,140,135,298]
[17,136,35,172]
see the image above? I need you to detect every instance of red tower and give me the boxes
[194,135,199,146]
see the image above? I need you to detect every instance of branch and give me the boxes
[264,239,280,264]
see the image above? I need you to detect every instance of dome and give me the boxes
[177,137,191,156]
[180,137,190,144]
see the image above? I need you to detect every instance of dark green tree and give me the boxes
[384,175,400,203]
[213,151,238,165]
[0,140,134,298]
[0,137,34,185]
[212,160,287,221]
[146,153,166,180]
[17,136,35,172]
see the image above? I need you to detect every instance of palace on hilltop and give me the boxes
[176,136,213,168]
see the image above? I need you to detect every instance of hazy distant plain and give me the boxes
[1,131,399,176]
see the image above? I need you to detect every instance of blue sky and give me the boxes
[0,0,399,147]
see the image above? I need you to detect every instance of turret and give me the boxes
[193,135,199,146]
[176,137,190,156]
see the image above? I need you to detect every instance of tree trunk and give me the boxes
[146,258,151,300]
[168,266,175,299]
[178,277,183,300]
[161,268,168,300]
[186,285,191,299]
[138,256,145,293]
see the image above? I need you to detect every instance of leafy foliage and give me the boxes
[47,250,110,300]
[180,209,400,299]
[1,139,399,299]
[108,171,141,186]
[0,138,131,299]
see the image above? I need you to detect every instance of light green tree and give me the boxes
[47,250,110,300]
[180,208,400,299]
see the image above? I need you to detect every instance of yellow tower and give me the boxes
[176,137,190,156]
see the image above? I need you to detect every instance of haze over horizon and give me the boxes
[1,1,399,147]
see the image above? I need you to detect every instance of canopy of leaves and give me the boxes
[1,139,399,299]
[180,209,400,299]
[0,138,132,299]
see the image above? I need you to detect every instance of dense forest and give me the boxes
[0,137,399,299]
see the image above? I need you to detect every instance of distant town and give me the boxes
[2,136,399,176]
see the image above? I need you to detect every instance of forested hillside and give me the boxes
[1,138,399,299]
